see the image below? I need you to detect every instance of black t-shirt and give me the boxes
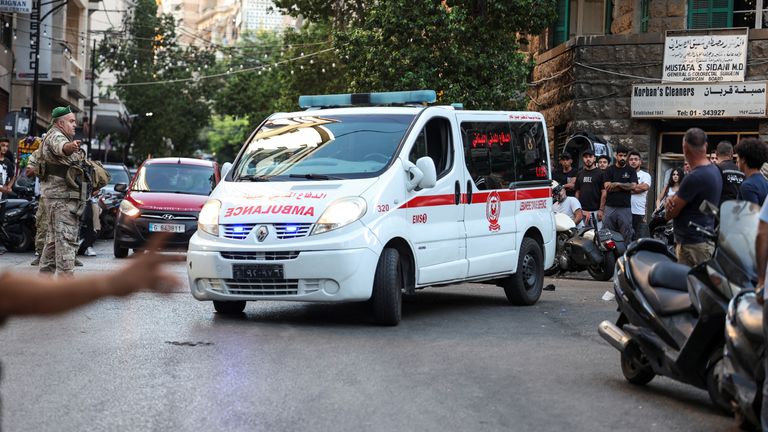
[0,157,13,200]
[603,164,637,208]
[575,167,604,211]
[553,168,577,196]
[718,160,744,204]
[674,163,723,245]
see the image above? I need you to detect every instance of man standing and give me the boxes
[25,149,47,265]
[39,106,85,276]
[665,128,722,267]
[716,140,744,204]
[575,148,605,228]
[629,150,652,240]
[734,138,768,205]
[597,154,610,171]
[553,153,577,196]
[602,145,637,242]
[0,137,14,255]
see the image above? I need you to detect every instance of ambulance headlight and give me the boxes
[119,200,140,217]
[311,197,367,236]
[198,199,221,237]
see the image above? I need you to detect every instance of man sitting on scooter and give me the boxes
[665,128,722,267]
[552,182,584,227]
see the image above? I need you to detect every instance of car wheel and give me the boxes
[370,247,402,326]
[114,241,129,258]
[503,237,544,305]
[213,300,246,314]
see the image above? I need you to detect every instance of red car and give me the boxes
[113,157,220,257]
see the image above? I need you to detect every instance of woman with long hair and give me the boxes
[656,168,685,209]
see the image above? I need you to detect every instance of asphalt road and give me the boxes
[0,240,734,431]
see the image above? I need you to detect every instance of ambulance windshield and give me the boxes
[233,114,414,181]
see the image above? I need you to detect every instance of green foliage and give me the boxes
[205,115,251,162]
[98,0,216,159]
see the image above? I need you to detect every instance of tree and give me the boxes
[204,115,252,162]
[98,0,216,159]
[275,0,557,110]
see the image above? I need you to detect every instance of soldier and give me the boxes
[38,106,85,276]
[25,149,46,265]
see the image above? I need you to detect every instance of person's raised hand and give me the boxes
[106,233,185,297]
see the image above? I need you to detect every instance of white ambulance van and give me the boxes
[187,90,555,325]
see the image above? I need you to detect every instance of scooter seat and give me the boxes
[648,261,690,292]
[642,286,693,317]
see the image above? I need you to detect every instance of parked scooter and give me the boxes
[545,205,578,276]
[648,206,675,255]
[98,190,123,239]
[0,184,37,252]
[598,200,758,412]
[557,218,626,281]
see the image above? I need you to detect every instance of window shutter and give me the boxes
[554,0,570,45]
[688,0,733,29]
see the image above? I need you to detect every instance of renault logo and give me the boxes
[256,225,269,242]
[162,214,175,220]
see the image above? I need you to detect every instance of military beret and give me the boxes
[51,106,72,119]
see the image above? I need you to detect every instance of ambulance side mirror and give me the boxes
[404,157,436,191]
[221,162,233,179]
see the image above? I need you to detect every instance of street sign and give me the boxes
[631,82,767,118]
[0,0,31,14]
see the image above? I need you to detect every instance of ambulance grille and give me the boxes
[221,224,256,240]
[219,251,300,261]
[224,279,299,296]
[274,223,313,239]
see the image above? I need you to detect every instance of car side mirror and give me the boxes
[221,162,232,179]
[699,200,718,217]
[415,157,436,189]
[114,183,128,193]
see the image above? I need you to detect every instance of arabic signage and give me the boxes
[15,0,52,80]
[0,0,31,13]
[631,83,767,118]
[663,34,747,82]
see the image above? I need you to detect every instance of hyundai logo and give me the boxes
[162,214,175,220]
[256,225,269,242]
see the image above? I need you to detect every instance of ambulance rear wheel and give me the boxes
[370,248,402,326]
[213,300,246,315]
[503,237,543,305]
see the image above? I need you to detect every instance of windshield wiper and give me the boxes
[288,173,345,180]
[237,174,273,182]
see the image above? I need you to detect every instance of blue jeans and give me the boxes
[603,206,633,242]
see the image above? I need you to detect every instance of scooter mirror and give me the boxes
[699,200,719,218]
[114,183,128,193]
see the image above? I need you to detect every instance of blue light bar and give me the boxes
[298,90,437,109]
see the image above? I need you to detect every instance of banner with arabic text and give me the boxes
[631,83,766,118]
[663,34,747,82]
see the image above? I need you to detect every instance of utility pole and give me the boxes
[87,37,96,156]
[30,0,69,136]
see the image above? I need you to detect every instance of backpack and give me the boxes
[85,159,111,190]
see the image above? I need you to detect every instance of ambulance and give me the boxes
[187,90,555,325]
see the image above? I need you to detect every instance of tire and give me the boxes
[7,225,33,252]
[100,214,115,239]
[213,300,246,314]
[370,248,402,326]
[706,354,734,414]
[620,345,655,385]
[503,237,544,305]
[113,241,129,258]
[544,233,569,276]
[588,251,616,282]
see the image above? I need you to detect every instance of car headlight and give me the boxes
[311,197,367,236]
[198,199,221,237]
[119,200,140,217]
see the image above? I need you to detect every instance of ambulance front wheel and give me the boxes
[503,237,544,305]
[370,247,403,326]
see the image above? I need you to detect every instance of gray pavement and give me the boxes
[0,240,734,431]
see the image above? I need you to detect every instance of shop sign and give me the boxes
[0,0,31,13]
[14,1,52,80]
[663,34,747,82]
[631,83,767,118]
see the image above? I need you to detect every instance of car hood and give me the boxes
[127,192,210,212]
[213,179,378,223]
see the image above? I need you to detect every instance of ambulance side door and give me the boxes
[403,111,467,284]
[456,114,518,277]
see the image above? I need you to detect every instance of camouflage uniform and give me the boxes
[27,149,48,256]
[39,126,83,275]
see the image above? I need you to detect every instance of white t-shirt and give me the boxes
[0,158,8,200]
[631,169,652,216]
[553,196,583,227]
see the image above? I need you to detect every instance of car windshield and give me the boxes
[132,164,215,195]
[233,114,415,181]
[106,166,130,185]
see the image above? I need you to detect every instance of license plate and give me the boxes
[149,223,185,233]
[232,264,284,280]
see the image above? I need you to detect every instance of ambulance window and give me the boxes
[510,121,548,182]
[408,117,453,179]
[460,121,514,190]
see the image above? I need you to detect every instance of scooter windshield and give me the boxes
[233,114,415,181]
[719,200,761,282]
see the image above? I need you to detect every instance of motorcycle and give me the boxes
[648,206,675,256]
[558,217,626,281]
[98,190,123,239]
[544,211,578,276]
[0,184,37,252]
[598,200,758,412]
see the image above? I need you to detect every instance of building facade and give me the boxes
[530,0,768,200]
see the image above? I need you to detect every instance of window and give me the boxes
[510,122,549,183]
[640,0,650,33]
[734,0,768,28]
[461,122,514,190]
[408,117,453,179]
[688,0,733,28]
[552,0,610,47]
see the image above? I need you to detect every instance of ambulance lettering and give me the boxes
[486,191,501,232]
[412,213,428,224]
[224,205,315,217]
[519,199,548,211]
